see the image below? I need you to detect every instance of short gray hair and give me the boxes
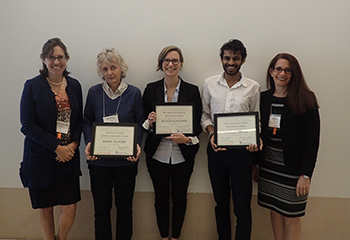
[96,48,129,79]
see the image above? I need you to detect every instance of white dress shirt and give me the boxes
[201,72,260,131]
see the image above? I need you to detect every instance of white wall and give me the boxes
[1,0,349,198]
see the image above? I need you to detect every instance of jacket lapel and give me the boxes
[178,80,188,103]
[156,80,165,103]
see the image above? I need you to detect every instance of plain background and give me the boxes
[1,0,349,198]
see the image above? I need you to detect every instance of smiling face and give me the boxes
[162,50,182,78]
[269,58,292,90]
[221,50,246,77]
[100,59,122,88]
[42,46,67,78]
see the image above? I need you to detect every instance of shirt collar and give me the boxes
[218,72,247,88]
[163,77,181,93]
[102,81,128,100]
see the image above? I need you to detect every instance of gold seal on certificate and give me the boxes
[91,123,137,158]
[214,112,259,148]
[154,103,194,136]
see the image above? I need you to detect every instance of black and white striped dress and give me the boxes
[258,96,308,217]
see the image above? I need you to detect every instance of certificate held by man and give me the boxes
[214,112,259,148]
[154,103,194,136]
[91,123,137,158]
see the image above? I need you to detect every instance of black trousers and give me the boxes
[207,144,253,240]
[88,164,137,240]
[146,157,194,238]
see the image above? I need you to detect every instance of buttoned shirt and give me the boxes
[152,80,186,164]
[201,72,260,131]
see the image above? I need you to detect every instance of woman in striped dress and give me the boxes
[253,53,320,240]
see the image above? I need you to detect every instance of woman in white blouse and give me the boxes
[142,46,202,240]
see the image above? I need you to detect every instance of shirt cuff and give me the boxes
[185,136,200,145]
[142,119,150,130]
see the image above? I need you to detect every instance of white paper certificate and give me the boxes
[91,123,137,158]
[214,112,259,148]
[155,104,194,135]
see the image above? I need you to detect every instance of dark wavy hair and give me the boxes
[220,39,247,60]
[39,38,70,77]
[267,53,318,115]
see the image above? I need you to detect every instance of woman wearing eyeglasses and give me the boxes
[20,38,83,240]
[142,46,202,240]
[252,53,320,240]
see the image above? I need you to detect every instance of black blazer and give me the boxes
[142,78,202,161]
[259,89,320,177]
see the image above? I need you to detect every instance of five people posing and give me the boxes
[20,37,320,240]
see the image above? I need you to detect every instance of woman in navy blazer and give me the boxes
[253,53,320,240]
[20,38,83,240]
[143,46,202,240]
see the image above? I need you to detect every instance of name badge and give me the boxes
[268,114,281,128]
[103,114,119,123]
[57,121,70,134]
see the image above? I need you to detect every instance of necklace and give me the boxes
[46,77,63,86]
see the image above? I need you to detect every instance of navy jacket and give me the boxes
[259,89,320,177]
[20,75,83,189]
[142,79,202,161]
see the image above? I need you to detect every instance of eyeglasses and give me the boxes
[273,67,292,75]
[163,58,181,65]
[46,55,67,62]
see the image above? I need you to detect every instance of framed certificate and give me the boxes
[214,112,259,148]
[154,103,194,136]
[91,122,137,158]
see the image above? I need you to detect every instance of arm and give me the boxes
[134,88,145,146]
[83,88,97,160]
[69,79,83,143]
[20,79,60,152]
[83,88,95,145]
[201,82,226,152]
[300,107,321,178]
[142,84,155,130]
[201,80,214,132]
[249,85,261,113]
[246,85,262,152]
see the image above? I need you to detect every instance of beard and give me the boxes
[223,64,241,76]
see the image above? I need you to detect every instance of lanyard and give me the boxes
[103,91,123,117]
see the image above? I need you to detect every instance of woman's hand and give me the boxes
[165,133,191,144]
[85,142,100,161]
[209,134,227,152]
[67,141,78,151]
[148,111,157,128]
[55,145,75,162]
[296,176,311,197]
[252,165,259,182]
[246,138,263,152]
[127,144,141,162]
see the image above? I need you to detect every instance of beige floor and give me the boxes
[1,188,350,239]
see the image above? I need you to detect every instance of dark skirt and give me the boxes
[29,172,81,209]
[258,146,308,218]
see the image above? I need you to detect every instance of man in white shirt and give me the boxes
[201,39,260,240]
